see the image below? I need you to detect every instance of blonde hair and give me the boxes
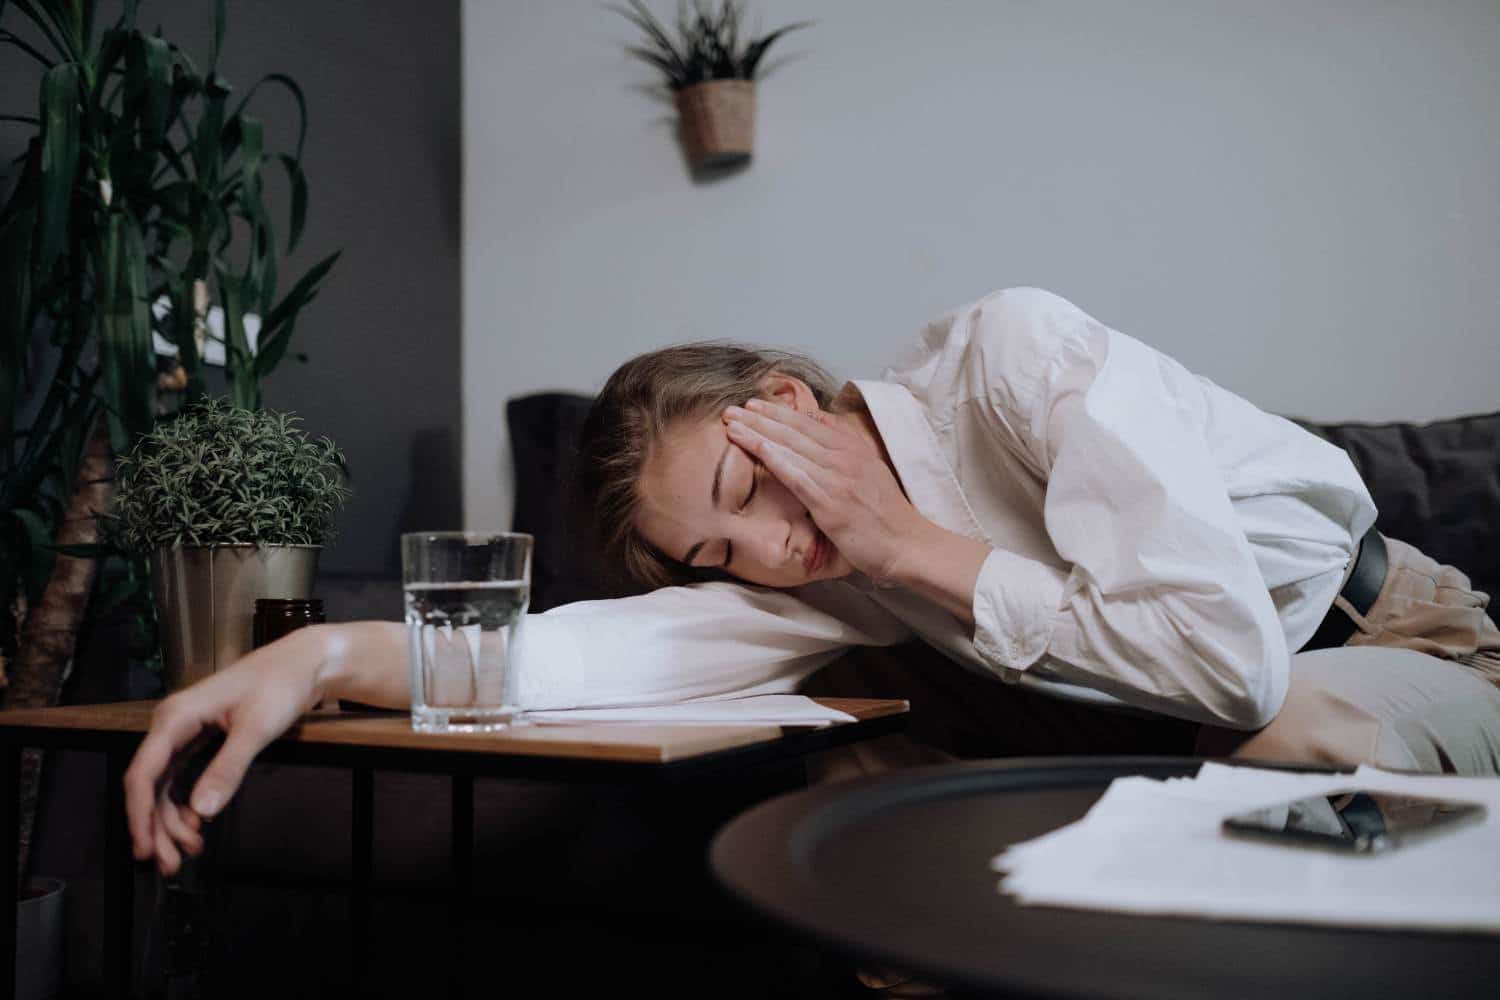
[575,342,841,589]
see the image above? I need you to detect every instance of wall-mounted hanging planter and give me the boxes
[615,0,810,171]
[676,79,756,168]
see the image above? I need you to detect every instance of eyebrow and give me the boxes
[681,441,734,565]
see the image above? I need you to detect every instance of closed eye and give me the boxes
[722,462,762,569]
[738,460,761,513]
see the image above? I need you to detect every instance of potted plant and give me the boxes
[112,399,350,692]
[613,0,811,168]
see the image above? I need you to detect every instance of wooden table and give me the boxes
[1,697,908,997]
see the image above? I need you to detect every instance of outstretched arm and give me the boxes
[126,580,909,875]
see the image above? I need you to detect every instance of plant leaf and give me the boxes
[255,249,338,379]
[0,152,38,447]
[99,213,157,453]
[740,20,813,78]
[275,152,307,253]
[610,1,685,72]
[7,506,56,601]
[232,73,307,165]
[0,27,56,67]
[216,268,258,409]
[10,0,72,62]
[192,74,229,190]
[232,116,278,315]
[35,61,80,281]
[89,569,143,619]
[89,27,129,105]
[625,45,683,84]
[209,0,226,71]
[131,33,174,158]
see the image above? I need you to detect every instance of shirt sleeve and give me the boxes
[510,578,914,710]
[960,288,1289,729]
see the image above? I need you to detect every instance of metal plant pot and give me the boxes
[151,544,321,692]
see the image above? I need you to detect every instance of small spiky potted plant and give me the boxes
[113,399,350,691]
[613,0,811,168]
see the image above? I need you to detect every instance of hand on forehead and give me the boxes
[635,413,756,554]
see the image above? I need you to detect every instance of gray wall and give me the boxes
[462,0,1500,534]
[2,0,462,585]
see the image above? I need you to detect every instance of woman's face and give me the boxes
[634,381,854,589]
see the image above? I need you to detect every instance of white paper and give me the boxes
[520,694,857,728]
[991,763,1500,932]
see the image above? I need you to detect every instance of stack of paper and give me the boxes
[991,762,1500,932]
[521,694,858,728]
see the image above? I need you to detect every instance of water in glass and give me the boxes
[406,579,529,732]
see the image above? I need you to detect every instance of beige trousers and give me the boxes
[799,535,1500,780]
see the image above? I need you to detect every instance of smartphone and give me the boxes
[1221,789,1487,854]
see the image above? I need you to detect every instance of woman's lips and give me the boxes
[805,531,827,574]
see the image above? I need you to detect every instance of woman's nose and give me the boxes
[753,521,793,568]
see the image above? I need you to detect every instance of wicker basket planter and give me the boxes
[676,79,756,168]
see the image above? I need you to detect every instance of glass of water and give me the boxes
[402,532,532,733]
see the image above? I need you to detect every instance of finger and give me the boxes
[741,397,845,448]
[726,420,833,511]
[153,809,183,877]
[158,790,204,857]
[725,403,836,463]
[186,724,270,820]
[728,401,837,456]
[125,703,209,860]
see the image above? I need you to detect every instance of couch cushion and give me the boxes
[508,393,648,612]
[1292,411,1500,602]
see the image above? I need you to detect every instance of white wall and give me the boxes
[462,0,1500,532]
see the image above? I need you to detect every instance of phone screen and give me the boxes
[1221,789,1487,853]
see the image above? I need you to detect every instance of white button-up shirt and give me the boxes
[514,287,1377,729]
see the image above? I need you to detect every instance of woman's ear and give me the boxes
[756,373,814,411]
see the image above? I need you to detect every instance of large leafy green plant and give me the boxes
[1,0,339,666]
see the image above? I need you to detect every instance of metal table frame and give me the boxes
[2,704,906,997]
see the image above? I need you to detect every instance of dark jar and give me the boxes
[252,598,326,649]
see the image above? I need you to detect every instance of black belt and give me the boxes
[1300,527,1388,652]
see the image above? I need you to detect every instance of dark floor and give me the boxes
[51,883,889,999]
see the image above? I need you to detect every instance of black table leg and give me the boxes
[1,743,18,1000]
[105,750,134,998]
[450,774,473,999]
[352,767,373,992]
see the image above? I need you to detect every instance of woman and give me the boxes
[124,286,1500,876]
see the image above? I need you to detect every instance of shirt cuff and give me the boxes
[510,614,587,710]
[970,549,1067,676]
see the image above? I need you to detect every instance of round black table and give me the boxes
[709,756,1500,999]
